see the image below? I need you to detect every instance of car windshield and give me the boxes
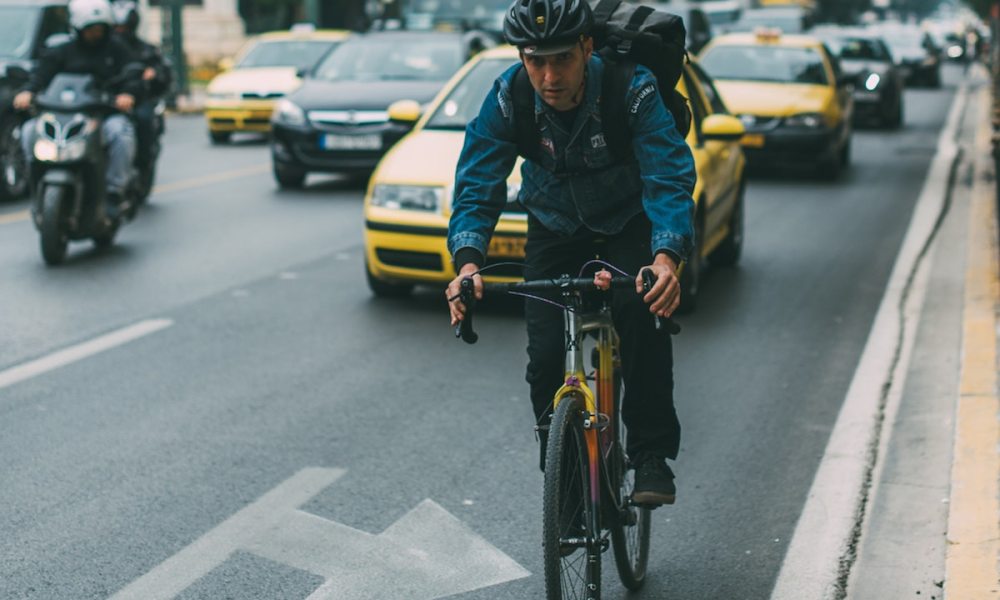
[237,39,340,70]
[700,45,829,84]
[832,38,889,61]
[424,57,516,130]
[404,0,508,30]
[731,12,803,33]
[0,6,39,59]
[314,36,463,82]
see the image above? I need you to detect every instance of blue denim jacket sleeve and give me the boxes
[626,68,697,261]
[447,72,519,260]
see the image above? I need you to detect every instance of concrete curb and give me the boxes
[943,82,1000,598]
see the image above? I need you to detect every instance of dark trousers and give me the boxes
[524,213,681,463]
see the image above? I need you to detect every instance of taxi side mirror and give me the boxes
[218,57,235,72]
[701,114,745,142]
[388,99,422,124]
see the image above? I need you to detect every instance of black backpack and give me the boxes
[512,0,691,165]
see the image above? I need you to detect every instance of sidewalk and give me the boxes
[846,65,1000,599]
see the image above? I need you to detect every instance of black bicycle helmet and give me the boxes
[503,0,593,53]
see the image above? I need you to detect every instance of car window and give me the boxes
[700,44,829,85]
[840,38,886,60]
[315,36,464,82]
[237,40,341,71]
[0,6,41,59]
[688,62,728,114]
[424,57,517,130]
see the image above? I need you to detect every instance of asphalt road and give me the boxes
[0,65,961,600]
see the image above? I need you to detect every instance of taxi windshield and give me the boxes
[700,45,828,85]
[314,37,463,82]
[424,57,517,130]
[0,6,39,59]
[237,39,340,70]
[404,0,508,30]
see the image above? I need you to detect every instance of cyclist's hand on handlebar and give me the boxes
[13,91,33,110]
[593,269,612,291]
[446,264,482,326]
[114,94,135,113]
[637,254,681,318]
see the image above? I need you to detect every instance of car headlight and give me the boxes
[273,99,307,126]
[33,139,58,162]
[371,184,444,212]
[864,73,881,91]
[784,113,825,129]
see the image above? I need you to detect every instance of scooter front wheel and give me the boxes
[39,185,69,265]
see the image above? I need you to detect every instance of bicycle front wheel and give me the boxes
[543,393,601,600]
[610,454,651,589]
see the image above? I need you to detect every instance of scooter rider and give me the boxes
[111,0,171,169]
[13,0,141,220]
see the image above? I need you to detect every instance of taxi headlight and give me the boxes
[784,113,825,129]
[371,185,444,212]
[273,99,307,126]
[864,73,881,91]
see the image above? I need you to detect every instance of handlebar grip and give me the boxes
[640,268,681,336]
[455,277,479,344]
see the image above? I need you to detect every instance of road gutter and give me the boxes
[770,82,968,600]
[943,82,1000,599]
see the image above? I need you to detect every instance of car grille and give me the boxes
[309,110,389,126]
[242,92,284,100]
[376,249,443,271]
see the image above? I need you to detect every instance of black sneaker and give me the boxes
[632,457,676,506]
[105,192,123,220]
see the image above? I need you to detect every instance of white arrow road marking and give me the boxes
[112,467,530,600]
[0,319,173,391]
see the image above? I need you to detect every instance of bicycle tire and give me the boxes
[605,363,650,590]
[543,393,601,600]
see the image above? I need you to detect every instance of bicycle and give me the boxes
[455,266,680,600]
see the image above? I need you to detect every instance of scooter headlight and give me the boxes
[33,139,58,162]
[60,138,88,161]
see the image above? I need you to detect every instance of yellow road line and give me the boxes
[944,85,1000,599]
[0,163,270,226]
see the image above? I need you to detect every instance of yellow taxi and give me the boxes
[698,30,854,178]
[204,28,351,144]
[363,46,747,310]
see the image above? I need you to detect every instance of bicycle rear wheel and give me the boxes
[543,393,601,600]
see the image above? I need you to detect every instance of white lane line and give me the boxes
[0,319,173,391]
[769,83,968,600]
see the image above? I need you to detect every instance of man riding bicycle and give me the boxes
[445,0,695,505]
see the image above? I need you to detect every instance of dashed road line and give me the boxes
[0,319,173,390]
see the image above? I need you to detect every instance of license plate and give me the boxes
[487,236,526,258]
[741,133,765,148]
[853,91,881,102]
[320,134,382,151]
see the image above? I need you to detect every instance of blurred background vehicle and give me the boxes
[728,6,814,34]
[363,45,747,310]
[204,27,350,145]
[651,2,716,53]
[699,30,854,179]
[0,1,70,201]
[867,22,941,87]
[813,27,904,128]
[401,0,508,40]
[269,30,493,189]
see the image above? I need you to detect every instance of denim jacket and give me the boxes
[447,53,696,263]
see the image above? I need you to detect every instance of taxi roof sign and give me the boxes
[754,27,783,42]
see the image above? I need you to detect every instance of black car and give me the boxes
[269,30,493,189]
[816,29,904,128]
[0,1,70,201]
[868,23,941,88]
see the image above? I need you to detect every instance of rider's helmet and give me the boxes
[503,0,593,56]
[69,0,114,32]
[110,0,140,32]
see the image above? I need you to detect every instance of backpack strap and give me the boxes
[511,65,541,162]
[599,58,636,163]
[592,0,622,24]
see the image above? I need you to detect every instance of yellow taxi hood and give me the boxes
[713,80,831,116]
[207,67,301,95]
